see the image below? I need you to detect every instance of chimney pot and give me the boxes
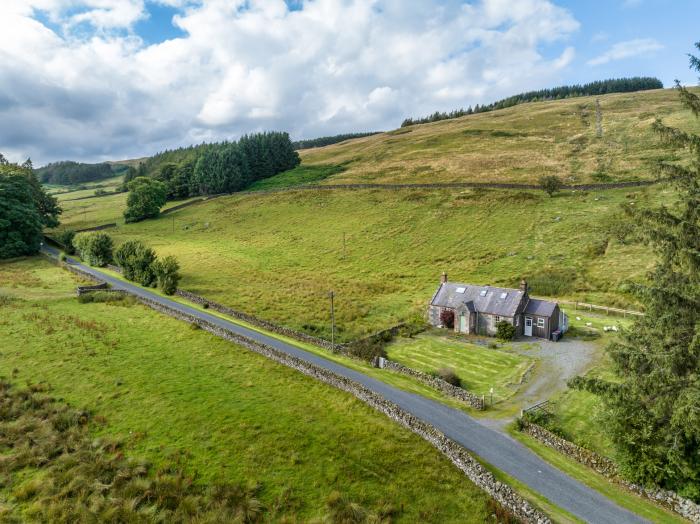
[441,272,448,284]
[520,279,528,293]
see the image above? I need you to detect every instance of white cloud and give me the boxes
[587,38,663,66]
[0,0,580,164]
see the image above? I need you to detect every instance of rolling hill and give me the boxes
[298,88,700,186]
[54,88,696,340]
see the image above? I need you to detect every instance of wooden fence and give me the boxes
[555,299,644,318]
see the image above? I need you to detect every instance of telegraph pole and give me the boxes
[342,232,346,259]
[329,290,335,351]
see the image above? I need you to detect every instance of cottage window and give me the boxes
[515,317,520,326]
[495,315,501,323]
[537,318,545,328]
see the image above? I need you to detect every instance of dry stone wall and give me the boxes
[376,357,485,410]
[175,289,340,351]
[521,421,700,523]
[58,260,549,523]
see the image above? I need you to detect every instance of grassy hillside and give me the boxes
[55,184,666,341]
[299,88,700,185]
[0,258,495,522]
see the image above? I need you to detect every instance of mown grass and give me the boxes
[385,332,533,403]
[0,257,497,522]
[59,185,666,341]
[299,88,700,185]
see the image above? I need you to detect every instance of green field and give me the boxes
[55,185,663,341]
[46,173,125,198]
[386,332,533,403]
[0,258,496,522]
[299,88,700,185]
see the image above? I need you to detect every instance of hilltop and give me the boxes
[298,88,700,186]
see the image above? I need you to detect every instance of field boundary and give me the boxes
[241,178,660,196]
[519,420,700,522]
[57,260,550,524]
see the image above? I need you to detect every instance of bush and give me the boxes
[539,174,563,196]
[345,338,386,361]
[496,321,516,341]
[439,309,454,329]
[123,177,167,223]
[58,252,67,262]
[114,240,157,286]
[435,367,461,387]
[77,291,133,305]
[153,255,181,295]
[55,230,76,254]
[72,232,113,267]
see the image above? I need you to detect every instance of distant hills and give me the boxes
[401,77,664,127]
[36,161,127,185]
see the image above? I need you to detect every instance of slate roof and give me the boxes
[524,298,557,317]
[431,283,526,317]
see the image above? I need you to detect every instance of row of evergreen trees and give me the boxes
[36,161,121,185]
[401,77,663,127]
[292,132,380,150]
[125,132,300,199]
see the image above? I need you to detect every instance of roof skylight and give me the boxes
[456,287,466,294]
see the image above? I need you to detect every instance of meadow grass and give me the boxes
[54,192,201,230]
[246,163,347,191]
[299,88,700,185]
[47,174,125,199]
[56,185,665,341]
[385,332,533,402]
[0,257,496,522]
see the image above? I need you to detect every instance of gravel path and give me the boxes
[509,338,598,410]
[45,247,645,524]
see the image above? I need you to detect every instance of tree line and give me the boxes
[0,156,61,258]
[401,77,664,127]
[36,160,123,185]
[292,132,381,150]
[124,132,300,200]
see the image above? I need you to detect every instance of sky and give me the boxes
[0,0,698,166]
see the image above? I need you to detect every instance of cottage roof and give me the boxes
[524,298,557,317]
[431,282,526,317]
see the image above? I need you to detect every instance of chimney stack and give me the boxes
[441,272,448,284]
[520,279,528,294]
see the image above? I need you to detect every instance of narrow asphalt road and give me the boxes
[46,247,647,524]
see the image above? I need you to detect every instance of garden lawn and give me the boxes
[385,332,533,403]
[0,257,495,522]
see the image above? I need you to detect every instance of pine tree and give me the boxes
[570,43,700,500]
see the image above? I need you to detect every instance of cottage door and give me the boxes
[524,317,533,337]
[459,314,467,333]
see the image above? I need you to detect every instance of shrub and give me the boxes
[77,291,133,305]
[345,338,386,361]
[73,232,113,267]
[439,309,454,329]
[539,174,563,197]
[435,367,461,387]
[496,321,516,341]
[58,252,66,262]
[55,230,76,254]
[114,240,157,286]
[153,255,181,295]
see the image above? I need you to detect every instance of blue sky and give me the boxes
[0,0,698,164]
